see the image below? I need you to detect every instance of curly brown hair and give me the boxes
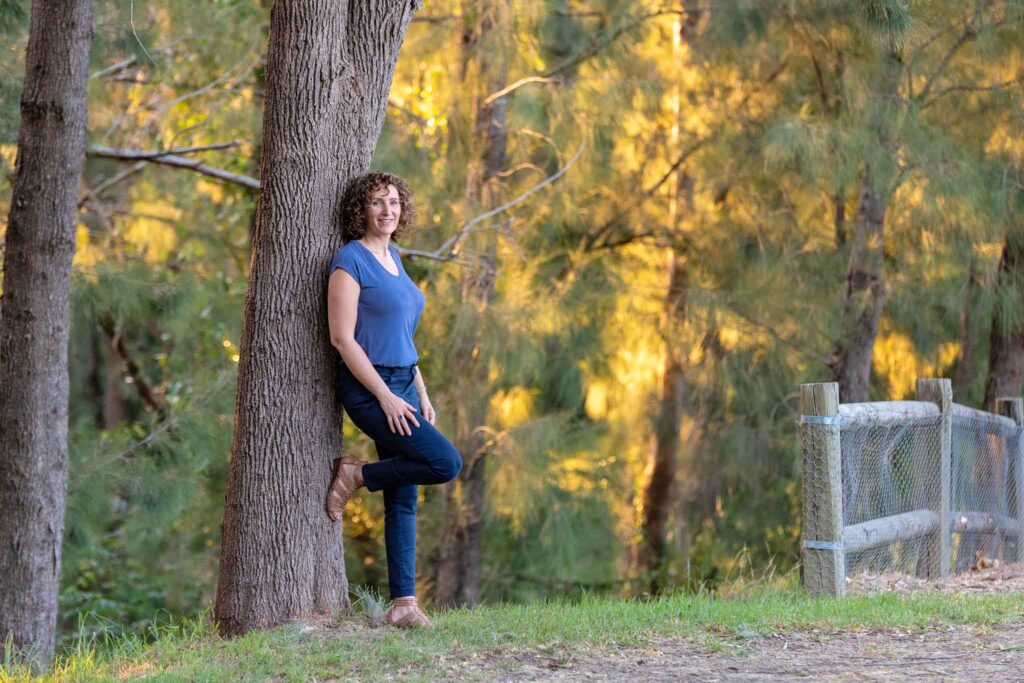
[340,171,417,243]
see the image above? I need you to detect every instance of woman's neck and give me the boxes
[359,234,390,255]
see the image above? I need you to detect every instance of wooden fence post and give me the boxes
[915,378,951,580]
[800,382,844,597]
[995,397,1024,563]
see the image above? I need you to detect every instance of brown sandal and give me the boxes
[325,455,365,521]
[385,596,432,628]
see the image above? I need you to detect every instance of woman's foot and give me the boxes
[326,455,366,521]
[385,596,432,628]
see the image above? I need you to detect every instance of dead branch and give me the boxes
[87,145,259,190]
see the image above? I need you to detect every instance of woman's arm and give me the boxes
[328,268,420,434]
[413,367,435,424]
[413,367,427,398]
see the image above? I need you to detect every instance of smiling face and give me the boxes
[364,183,402,239]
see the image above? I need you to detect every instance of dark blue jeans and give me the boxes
[337,362,462,599]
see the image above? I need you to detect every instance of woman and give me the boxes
[325,171,463,629]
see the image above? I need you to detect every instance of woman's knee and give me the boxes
[431,442,462,483]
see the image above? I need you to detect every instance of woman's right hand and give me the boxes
[378,391,420,435]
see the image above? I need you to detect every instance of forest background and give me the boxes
[1,0,1022,645]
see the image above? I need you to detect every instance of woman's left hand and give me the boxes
[419,394,436,425]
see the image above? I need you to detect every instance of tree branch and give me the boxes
[78,161,147,208]
[920,74,1024,109]
[87,145,260,190]
[482,6,684,105]
[97,316,167,420]
[89,141,241,159]
[408,140,586,262]
[580,57,788,251]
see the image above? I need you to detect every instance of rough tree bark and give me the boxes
[0,0,94,666]
[827,50,902,404]
[982,208,1024,412]
[431,0,509,609]
[214,0,421,636]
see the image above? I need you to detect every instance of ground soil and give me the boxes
[412,564,1024,682]
[468,623,1024,681]
[844,560,1024,595]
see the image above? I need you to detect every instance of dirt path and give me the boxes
[449,623,1024,681]
[433,566,1024,682]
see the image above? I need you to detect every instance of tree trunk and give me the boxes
[674,320,727,569]
[0,0,94,667]
[953,254,983,398]
[833,188,847,248]
[431,0,508,609]
[101,325,129,428]
[826,50,902,404]
[982,210,1024,412]
[214,0,421,637]
[828,165,889,403]
[636,2,702,593]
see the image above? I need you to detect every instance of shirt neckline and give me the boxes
[354,240,401,278]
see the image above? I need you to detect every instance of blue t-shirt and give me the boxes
[329,240,425,367]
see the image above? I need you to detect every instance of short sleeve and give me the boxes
[330,246,363,286]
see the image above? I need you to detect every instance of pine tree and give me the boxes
[0,0,94,667]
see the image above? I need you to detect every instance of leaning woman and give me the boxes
[325,171,463,629]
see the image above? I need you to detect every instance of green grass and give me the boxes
[4,582,1024,682]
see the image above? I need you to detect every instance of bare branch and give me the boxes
[482,7,683,105]
[91,55,138,80]
[434,140,586,259]
[89,142,241,159]
[921,75,1024,109]
[483,77,560,106]
[89,36,189,80]
[582,135,712,251]
[411,13,460,23]
[87,145,259,190]
[914,24,976,104]
[147,34,261,119]
[581,57,788,251]
[78,161,147,208]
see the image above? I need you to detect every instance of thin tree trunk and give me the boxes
[674,319,726,568]
[215,0,421,637]
[636,2,702,593]
[0,0,94,666]
[828,165,889,403]
[638,252,690,590]
[826,51,902,404]
[953,254,983,398]
[833,189,846,248]
[101,326,129,428]
[982,210,1024,412]
[431,0,508,609]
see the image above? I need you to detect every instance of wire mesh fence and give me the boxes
[950,404,1023,572]
[799,379,1024,597]
[840,410,942,577]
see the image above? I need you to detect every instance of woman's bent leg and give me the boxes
[340,368,462,492]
